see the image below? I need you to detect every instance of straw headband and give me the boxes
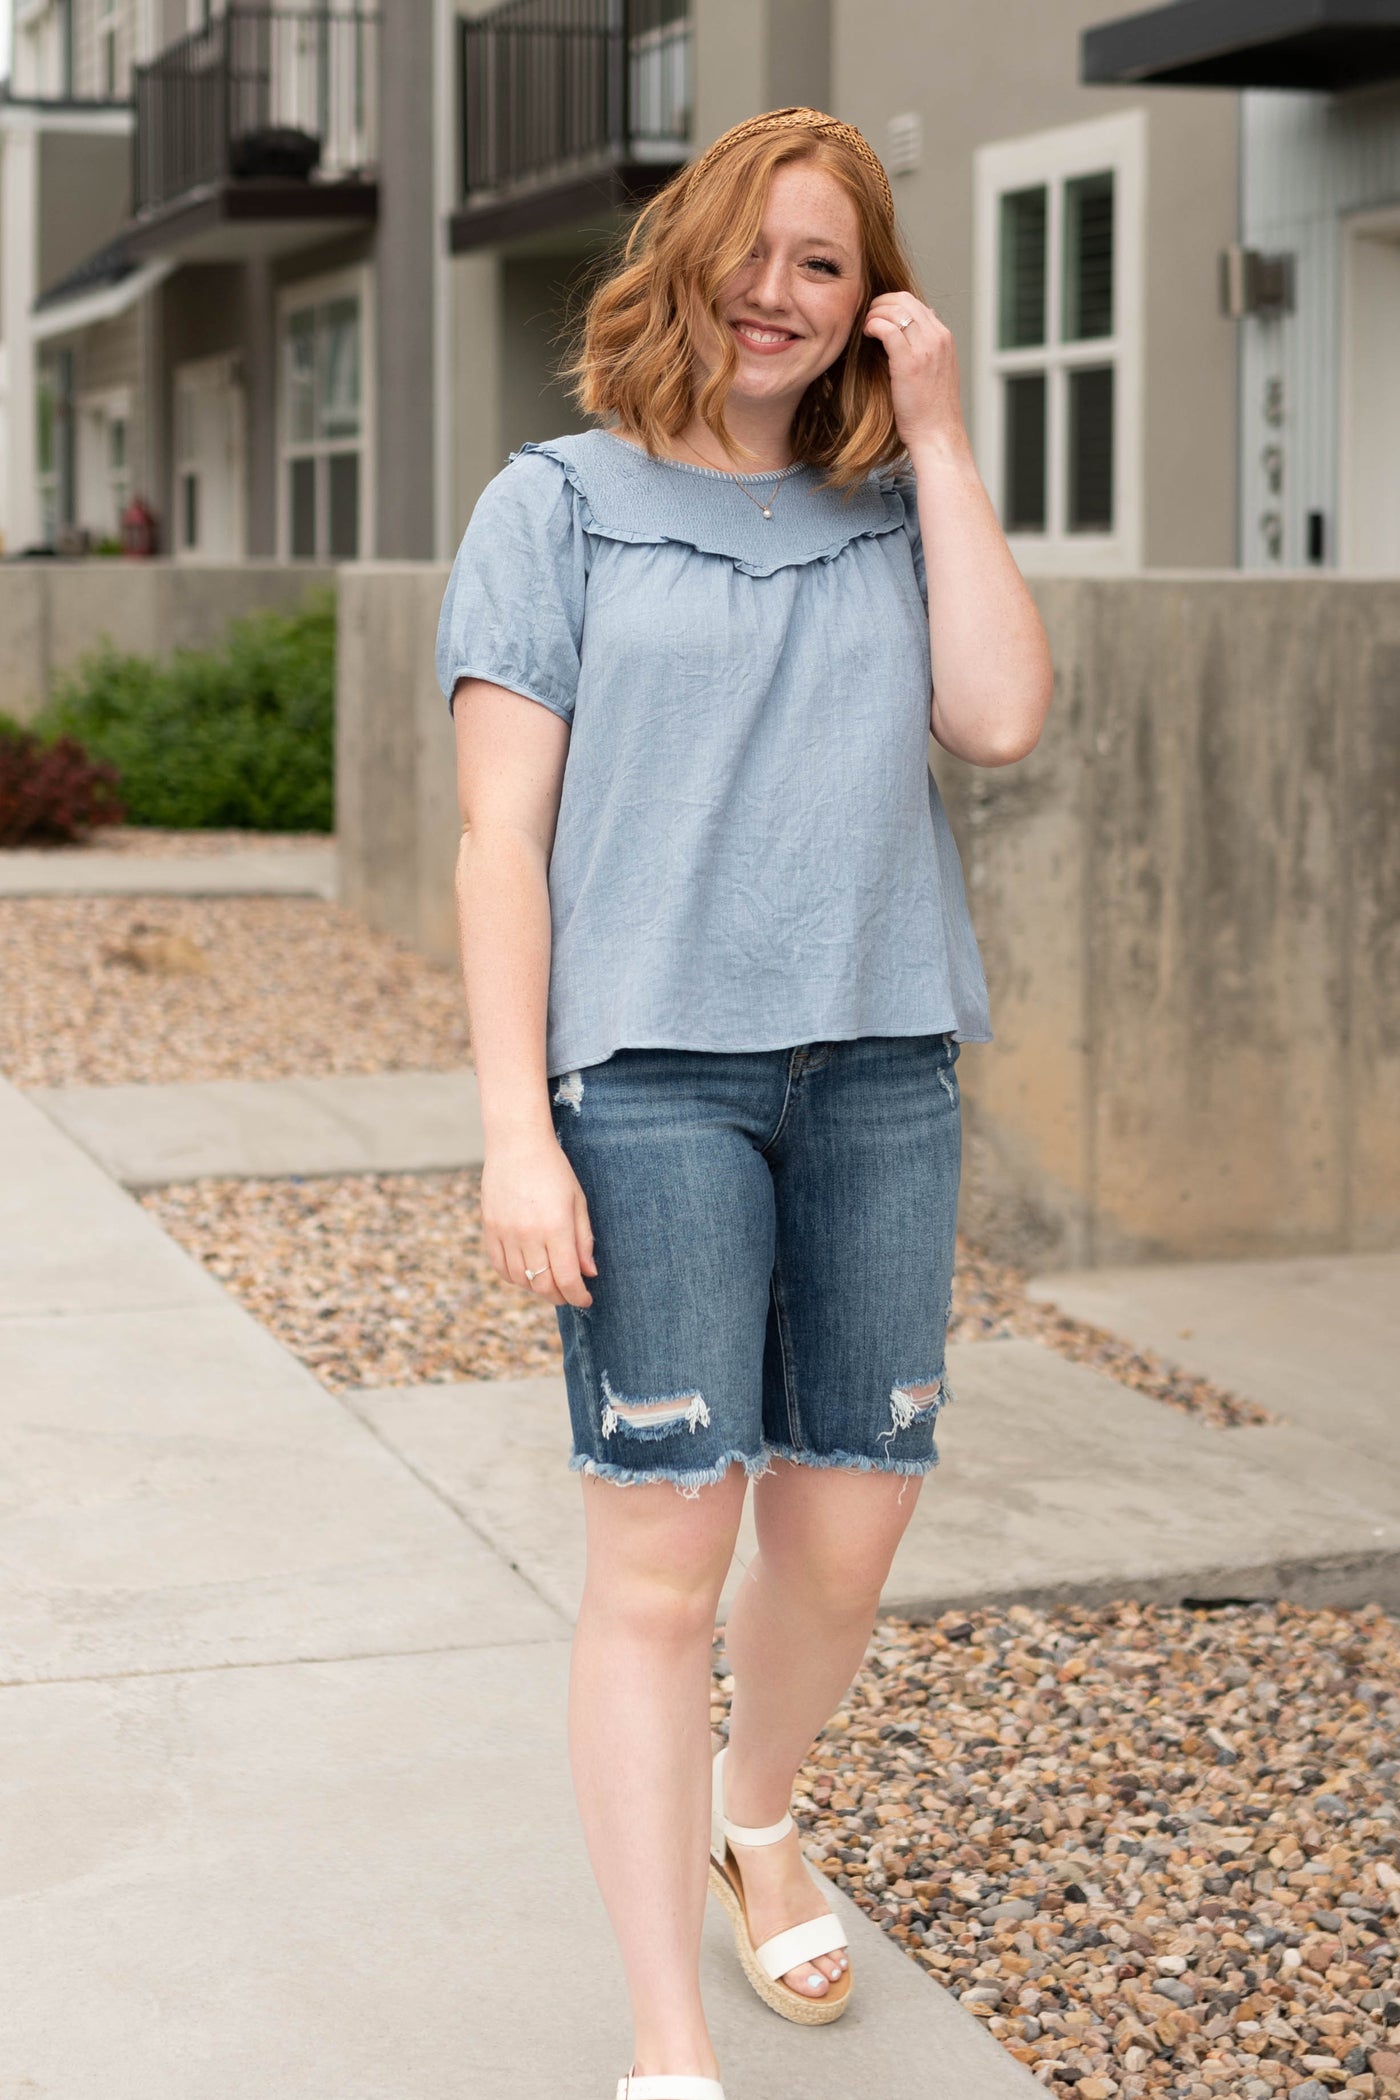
[683,106,895,226]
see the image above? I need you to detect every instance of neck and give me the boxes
[675,393,798,474]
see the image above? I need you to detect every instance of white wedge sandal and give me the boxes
[614,2078,725,2100]
[707,1743,851,2026]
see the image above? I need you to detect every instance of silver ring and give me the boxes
[524,1264,548,1281]
[898,313,914,331]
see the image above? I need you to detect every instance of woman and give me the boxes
[437,106,1052,2100]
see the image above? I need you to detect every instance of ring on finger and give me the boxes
[897,312,914,332]
[524,1262,550,1281]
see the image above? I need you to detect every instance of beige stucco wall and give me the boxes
[830,0,1240,570]
[338,567,1400,1268]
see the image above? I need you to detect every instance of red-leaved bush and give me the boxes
[0,722,125,846]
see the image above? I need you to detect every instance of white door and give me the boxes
[173,355,245,561]
[1340,213,1400,574]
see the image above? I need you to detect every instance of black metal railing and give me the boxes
[461,0,690,201]
[134,7,378,218]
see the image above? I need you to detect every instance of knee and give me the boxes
[584,1556,726,1650]
[757,1540,891,1624]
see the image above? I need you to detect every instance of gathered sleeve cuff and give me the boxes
[436,449,588,724]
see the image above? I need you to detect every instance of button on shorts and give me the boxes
[547,1033,963,1496]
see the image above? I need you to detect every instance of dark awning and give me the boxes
[1082,0,1400,90]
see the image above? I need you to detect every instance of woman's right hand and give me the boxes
[480,1135,598,1308]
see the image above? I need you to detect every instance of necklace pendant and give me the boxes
[761,506,773,520]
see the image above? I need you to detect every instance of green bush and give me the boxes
[38,590,335,832]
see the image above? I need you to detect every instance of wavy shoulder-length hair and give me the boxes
[566,118,921,489]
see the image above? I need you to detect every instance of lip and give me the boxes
[729,318,801,354]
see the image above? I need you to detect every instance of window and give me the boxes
[278,274,370,559]
[95,0,120,96]
[975,111,1144,572]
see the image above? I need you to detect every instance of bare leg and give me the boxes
[720,1462,925,1997]
[569,1464,748,2079]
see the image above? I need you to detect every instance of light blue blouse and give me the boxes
[436,428,992,1078]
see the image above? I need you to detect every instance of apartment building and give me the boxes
[2,0,1398,569]
[1,0,424,560]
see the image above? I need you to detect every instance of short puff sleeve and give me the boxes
[436,449,588,723]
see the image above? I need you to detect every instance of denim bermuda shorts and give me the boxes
[547,1032,962,1496]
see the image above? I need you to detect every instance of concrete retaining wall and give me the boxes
[0,561,336,724]
[337,568,1400,1270]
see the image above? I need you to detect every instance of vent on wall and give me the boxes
[886,111,923,177]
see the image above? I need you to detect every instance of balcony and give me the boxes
[127,7,379,264]
[450,0,691,252]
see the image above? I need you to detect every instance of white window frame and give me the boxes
[974,108,1145,574]
[275,263,375,562]
[94,0,122,97]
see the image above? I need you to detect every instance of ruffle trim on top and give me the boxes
[510,430,911,579]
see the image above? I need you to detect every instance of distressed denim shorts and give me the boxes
[548,1033,963,1496]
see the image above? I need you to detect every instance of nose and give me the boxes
[747,251,794,314]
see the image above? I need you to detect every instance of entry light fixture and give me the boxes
[1219,243,1296,317]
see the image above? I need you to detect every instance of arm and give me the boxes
[864,296,1054,768]
[453,677,596,1307]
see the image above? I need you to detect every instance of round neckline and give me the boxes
[600,428,807,486]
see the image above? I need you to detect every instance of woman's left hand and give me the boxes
[863,294,968,457]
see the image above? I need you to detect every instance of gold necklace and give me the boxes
[674,438,798,521]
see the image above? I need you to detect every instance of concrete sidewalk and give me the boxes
[0,1072,1039,2098]
[0,841,337,897]
[30,1068,484,1186]
[353,1327,1400,1625]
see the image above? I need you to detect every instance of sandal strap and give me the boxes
[616,2080,725,2100]
[754,1910,849,1982]
[724,1808,795,1846]
[711,1745,794,1848]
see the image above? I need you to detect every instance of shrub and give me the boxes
[39,589,335,832]
[0,719,124,846]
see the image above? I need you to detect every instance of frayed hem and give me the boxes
[762,1442,943,1479]
[569,1447,773,1499]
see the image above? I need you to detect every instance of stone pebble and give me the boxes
[0,894,471,1088]
[710,1598,1400,2100]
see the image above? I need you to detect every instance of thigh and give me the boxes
[760,1033,962,1469]
[551,1047,780,1494]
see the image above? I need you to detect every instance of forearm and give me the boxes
[910,431,1053,767]
[455,824,556,1151]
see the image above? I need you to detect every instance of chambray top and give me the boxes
[435,428,992,1078]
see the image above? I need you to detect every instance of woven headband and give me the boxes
[683,106,895,225]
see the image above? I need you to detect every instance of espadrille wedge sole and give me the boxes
[708,1744,852,2026]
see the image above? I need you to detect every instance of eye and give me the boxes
[804,256,842,277]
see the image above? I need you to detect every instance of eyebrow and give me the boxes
[794,233,856,256]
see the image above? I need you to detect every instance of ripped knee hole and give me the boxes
[600,1368,710,1439]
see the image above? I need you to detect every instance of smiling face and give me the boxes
[693,158,867,419]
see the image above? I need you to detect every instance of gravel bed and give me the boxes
[0,896,470,1087]
[137,1170,1256,1427]
[139,1170,560,1388]
[3,826,330,858]
[712,1600,1400,2099]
